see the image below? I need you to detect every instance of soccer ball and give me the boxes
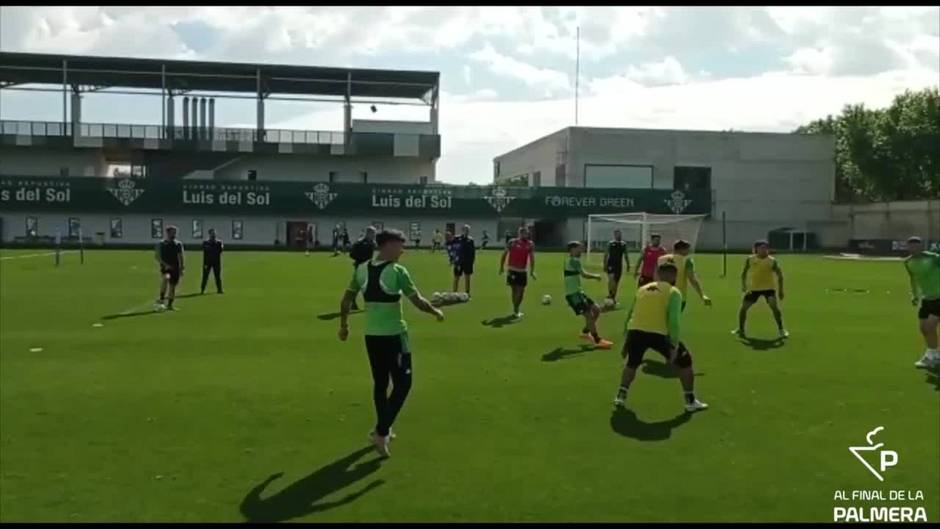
[431,292,443,304]
[541,294,552,305]
[603,298,616,309]
[444,293,458,303]
[457,292,469,302]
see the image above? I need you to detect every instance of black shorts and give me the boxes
[606,265,623,282]
[454,263,474,276]
[744,290,777,303]
[919,298,940,320]
[565,292,595,315]
[364,333,413,373]
[161,267,181,285]
[637,275,654,287]
[506,270,528,287]
[623,330,692,369]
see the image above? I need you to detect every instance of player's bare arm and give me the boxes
[689,273,712,306]
[774,262,785,300]
[905,262,919,305]
[338,289,356,340]
[408,292,445,321]
[498,247,508,274]
[528,246,537,279]
[581,270,602,281]
[741,259,750,292]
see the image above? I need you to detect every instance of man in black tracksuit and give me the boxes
[349,226,377,310]
[452,224,476,299]
[201,228,224,294]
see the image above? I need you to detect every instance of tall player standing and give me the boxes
[499,226,536,320]
[603,229,631,306]
[633,234,667,287]
[733,240,788,339]
[904,236,940,369]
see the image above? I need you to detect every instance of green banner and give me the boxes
[0,176,710,217]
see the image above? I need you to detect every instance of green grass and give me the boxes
[1,248,937,522]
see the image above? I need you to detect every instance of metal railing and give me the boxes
[0,120,346,145]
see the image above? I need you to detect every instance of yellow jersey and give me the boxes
[745,255,779,291]
[626,280,684,341]
[657,253,696,295]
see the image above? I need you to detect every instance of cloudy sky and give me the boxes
[1,6,938,184]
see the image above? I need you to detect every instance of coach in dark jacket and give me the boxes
[348,226,377,310]
[452,224,476,299]
[201,228,224,294]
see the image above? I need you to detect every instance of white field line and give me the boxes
[0,250,78,261]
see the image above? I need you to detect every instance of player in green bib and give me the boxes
[339,229,444,458]
[564,242,613,349]
[903,236,940,369]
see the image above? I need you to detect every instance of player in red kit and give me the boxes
[633,234,667,287]
[499,226,536,320]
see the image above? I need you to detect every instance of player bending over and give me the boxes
[338,229,444,458]
[904,236,940,369]
[603,229,630,306]
[657,240,711,310]
[565,241,613,349]
[155,225,184,310]
[733,240,788,339]
[614,262,708,412]
[499,226,536,320]
[634,234,667,287]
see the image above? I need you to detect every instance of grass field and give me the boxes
[1,248,937,522]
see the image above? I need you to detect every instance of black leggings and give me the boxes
[201,262,222,293]
[365,335,413,437]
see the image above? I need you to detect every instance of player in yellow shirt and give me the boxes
[656,239,711,311]
[613,261,708,413]
[733,240,788,339]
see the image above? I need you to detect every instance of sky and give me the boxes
[1,6,938,184]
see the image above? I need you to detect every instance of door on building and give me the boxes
[286,221,315,249]
[532,220,565,248]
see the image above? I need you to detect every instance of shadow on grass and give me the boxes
[542,344,598,362]
[925,368,939,392]
[641,359,706,379]
[175,292,206,299]
[481,315,519,328]
[738,337,786,351]
[101,309,163,321]
[609,407,693,441]
[240,446,384,523]
[317,310,363,321]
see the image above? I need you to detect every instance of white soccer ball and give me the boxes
[457,292,469,302]
[604,298,616,309]
[541,294,552,305]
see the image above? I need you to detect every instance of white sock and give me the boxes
[927,348,940,358]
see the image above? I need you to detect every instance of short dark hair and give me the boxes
[657,262,677,275]
[754,239,769,248]
[907,236,923,244]
[567,241,582,251]
[650,233,661,239]
[674,239,691,251]
[376,229,406,247]
[166,225,178,231]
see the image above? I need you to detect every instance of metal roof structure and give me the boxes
[0,52,439,101]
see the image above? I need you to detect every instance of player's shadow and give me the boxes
[542,344,597,362]
[239,446,385,523]
[481,315,519,328]
[101,309,163,320]
[317,310,363,321]
[175,293,204,299]
[641,359,705,379]
[609,407,692,441]
[925,369,939,392]
[738,337,786,351]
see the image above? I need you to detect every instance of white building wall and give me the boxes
[0,147,109,177]
[494,129,566,187]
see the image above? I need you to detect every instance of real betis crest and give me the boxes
[305,183,337,210]
[665,190,692,214]
[108,178,145,206]
[484,186,515,213]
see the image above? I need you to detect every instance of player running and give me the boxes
[155,225,184,311]
[565,241,613,349]
[499,226,536,320]
[603,229,631,306]
[614,261,708,412]
[633,234,667,287]
[338,229,444,458]
[904,236,940,369]
[657,240,711,310]
[733,240,788,339]
[431,229,444,253]
[452,225,476,299]
[481,230,490,249]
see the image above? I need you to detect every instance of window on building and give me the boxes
[232,220,244,240]
[555,164,566,187]
[151,218,164,239]
[68,217,81,239]
[419,176,429,185]
[59,167,70,177]
[131,164,147,179]
[673,166,712,194]
[494,161,500,179]
[532,171,541,187]
[247,170,258,181]
[361,171,368,183]
[25,217,38,238]
[110,218,123,239]
[329,171,338,183]
[192,219,203,239]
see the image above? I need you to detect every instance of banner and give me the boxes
[0,176,710,218]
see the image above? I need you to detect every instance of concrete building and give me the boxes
[494,127,838,250]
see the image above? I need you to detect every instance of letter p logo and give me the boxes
[880,450,898,473]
